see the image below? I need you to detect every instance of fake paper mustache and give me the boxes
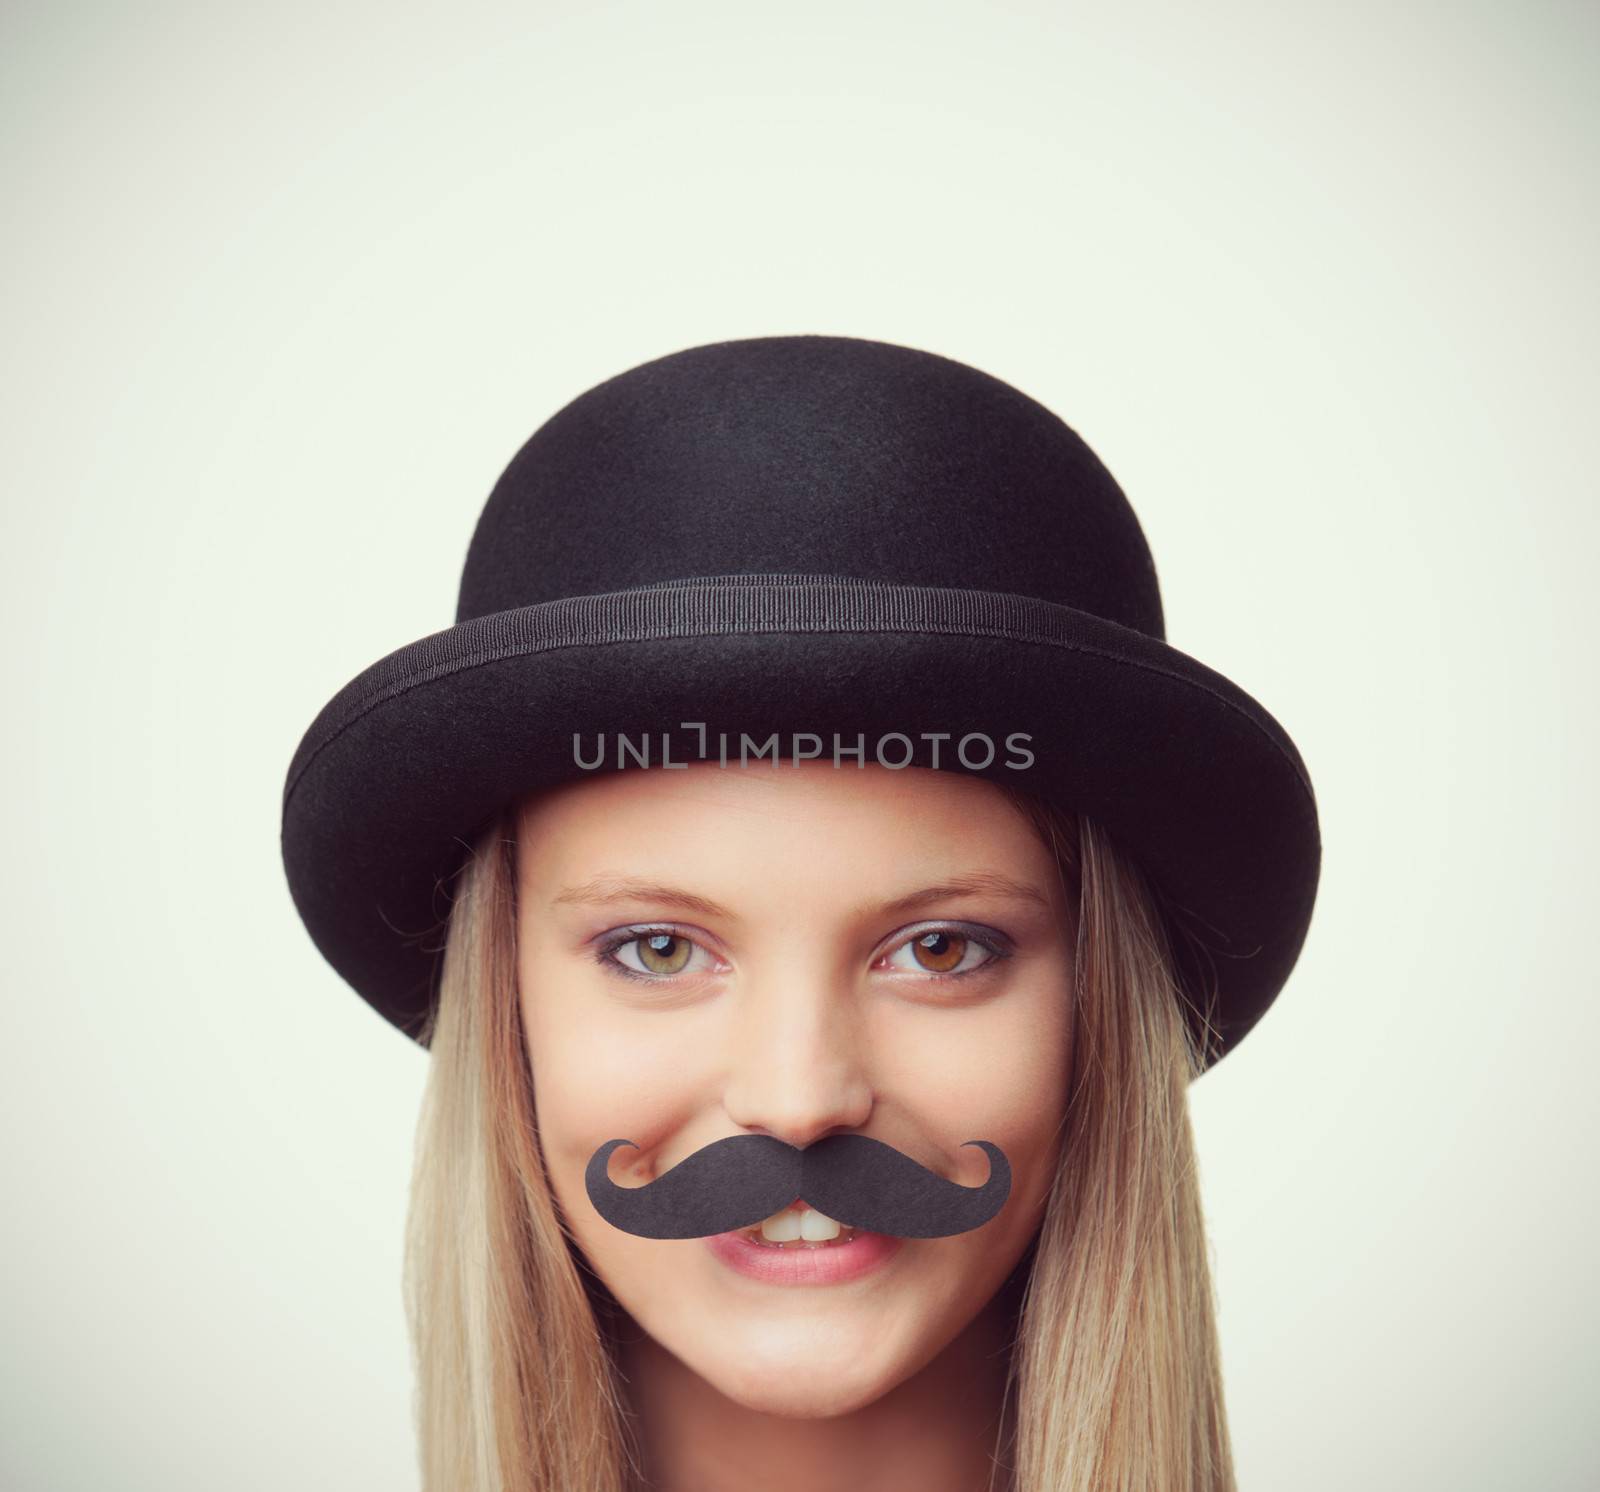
[585,1133,1011,1240]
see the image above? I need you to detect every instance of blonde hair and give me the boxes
[402,783,1235,1491]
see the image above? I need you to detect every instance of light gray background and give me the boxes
[4,2,1595,1488]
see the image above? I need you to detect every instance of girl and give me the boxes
[282,334,1320,1490]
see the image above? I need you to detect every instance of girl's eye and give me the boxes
[596,923,1010,983]
[881,926,1007,978]
[599,928,719,980]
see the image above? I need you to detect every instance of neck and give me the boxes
[612,1292,1019,1492]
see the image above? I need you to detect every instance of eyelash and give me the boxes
[592,923,1013,985]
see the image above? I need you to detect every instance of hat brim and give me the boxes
[281,575,1320,1068]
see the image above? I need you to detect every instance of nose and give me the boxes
[720,964,875,1150]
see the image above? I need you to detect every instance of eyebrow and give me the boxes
[877,873,1052,917]
[549,870,1051,920]
[551,876,736,919]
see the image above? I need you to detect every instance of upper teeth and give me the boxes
[757,1204,844,1242]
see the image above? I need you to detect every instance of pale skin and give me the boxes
[515,760,1076,1492]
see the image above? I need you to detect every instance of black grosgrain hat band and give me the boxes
[284,572,1312,810]
[280,333,1321,1069]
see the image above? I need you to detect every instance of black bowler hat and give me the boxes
[280,334,1320,1068]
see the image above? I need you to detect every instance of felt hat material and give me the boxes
[281,334,1320,1069]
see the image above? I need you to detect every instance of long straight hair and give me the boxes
[402,783,1235,1491]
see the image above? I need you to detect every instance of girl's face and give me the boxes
[515,760,1074,1417]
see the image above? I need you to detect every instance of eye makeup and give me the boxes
[589,920,1016,987]
[876,920,1015,979]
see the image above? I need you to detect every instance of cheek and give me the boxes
[892,993,1070,1317]
[882,987,1072,1169]
[520,990,731,1320]
[522,980,720,1214]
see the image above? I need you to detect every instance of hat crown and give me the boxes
[457,335,1165,639]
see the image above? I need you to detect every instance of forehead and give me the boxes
[514,761,1060,906]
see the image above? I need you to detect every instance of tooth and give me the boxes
[799,1209,842,1241]
[760,1210,803,1242]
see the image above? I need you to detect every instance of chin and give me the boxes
[705,1354,903,1419]
[663,1311,916,1417]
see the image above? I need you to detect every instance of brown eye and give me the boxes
[882,925,1007,979]
[636,933,692,975]
[910,930,967,973]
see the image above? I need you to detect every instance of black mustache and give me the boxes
[585,1133,1010,1240]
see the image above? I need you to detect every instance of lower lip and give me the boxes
[705,1227,904,1285]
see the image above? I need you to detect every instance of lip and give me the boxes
[704,1221,904,1285]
